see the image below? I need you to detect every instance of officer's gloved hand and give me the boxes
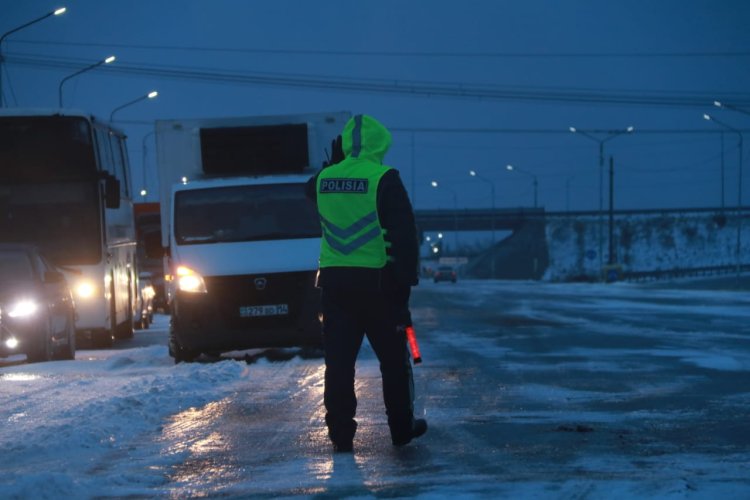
[322,135,344,168]
[393,286,412,327]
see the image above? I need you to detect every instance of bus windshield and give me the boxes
[174,183,321,245]
[0,116,97,181]
[0,182,101,265]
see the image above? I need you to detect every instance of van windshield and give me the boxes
[174,183,321,245]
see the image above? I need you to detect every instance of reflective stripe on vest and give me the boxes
[320,211,381,255]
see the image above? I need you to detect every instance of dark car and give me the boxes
[0,244,76,362]
[434,265,457,283]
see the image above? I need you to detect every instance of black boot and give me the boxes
[328,417,356,453]
[392,418,428,446]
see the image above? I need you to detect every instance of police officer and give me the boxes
[306,114,427,452]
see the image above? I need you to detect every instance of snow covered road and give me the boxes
[1,277,750,498]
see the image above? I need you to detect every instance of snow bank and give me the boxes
[544,212,748,281]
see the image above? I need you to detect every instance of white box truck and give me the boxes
[155,111,350,362]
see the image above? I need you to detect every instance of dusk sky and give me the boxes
[2,0,749,212]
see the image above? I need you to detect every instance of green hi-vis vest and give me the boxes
[317,162,391,268]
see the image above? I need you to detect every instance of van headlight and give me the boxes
[7,299,39,318]
[176,266,207,293]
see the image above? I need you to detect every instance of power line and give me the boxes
[115,118,750,135]
[10,39,750,59]
[6,52,750,108]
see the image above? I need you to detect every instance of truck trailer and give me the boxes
[155,111,349,361]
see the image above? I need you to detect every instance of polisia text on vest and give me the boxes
[319,178,369,194]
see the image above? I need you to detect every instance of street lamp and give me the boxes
[569,125,634,275]
[0,7,67,107]
[505,164,538,208]
[714,100,750,117]
[430,180,459,257]
[704,113,744,279]
[58,55,116,107]
[110,90,158,122]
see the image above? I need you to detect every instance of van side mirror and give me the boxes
[104,175,121,209]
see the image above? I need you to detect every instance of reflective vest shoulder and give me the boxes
[317,161,391,268]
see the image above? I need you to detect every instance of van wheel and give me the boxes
[169,328,199,364]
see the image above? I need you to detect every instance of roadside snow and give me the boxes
[0,342,250,498]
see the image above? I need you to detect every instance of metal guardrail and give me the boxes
[624,264,750,282]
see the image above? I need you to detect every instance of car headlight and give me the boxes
[7,299,39,318]
[75,279,98,299]
[176,266,207,293]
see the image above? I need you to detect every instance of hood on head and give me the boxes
[341,114,392,163]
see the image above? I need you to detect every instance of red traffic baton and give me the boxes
[405,325,422,364]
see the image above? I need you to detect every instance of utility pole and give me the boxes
[569,126,634,278]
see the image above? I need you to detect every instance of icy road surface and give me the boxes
[1,277,750,498]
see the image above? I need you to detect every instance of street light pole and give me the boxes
[0,7,67,107]
[569,126,634,277]
[608,155,615,265]
[565,176,575,212]
[430,180,459,257]
[505,164,538,207]
[141,131,155,198]
[58,55,116,108]
[110,90,158,122]
[704,113,744,279]
[410,131,417,209]
[469,169,496,278]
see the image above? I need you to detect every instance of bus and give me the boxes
[0,109,138,347]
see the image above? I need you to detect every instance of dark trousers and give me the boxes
[321,287,415,444]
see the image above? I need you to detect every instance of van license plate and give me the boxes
[239,304,289,317]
